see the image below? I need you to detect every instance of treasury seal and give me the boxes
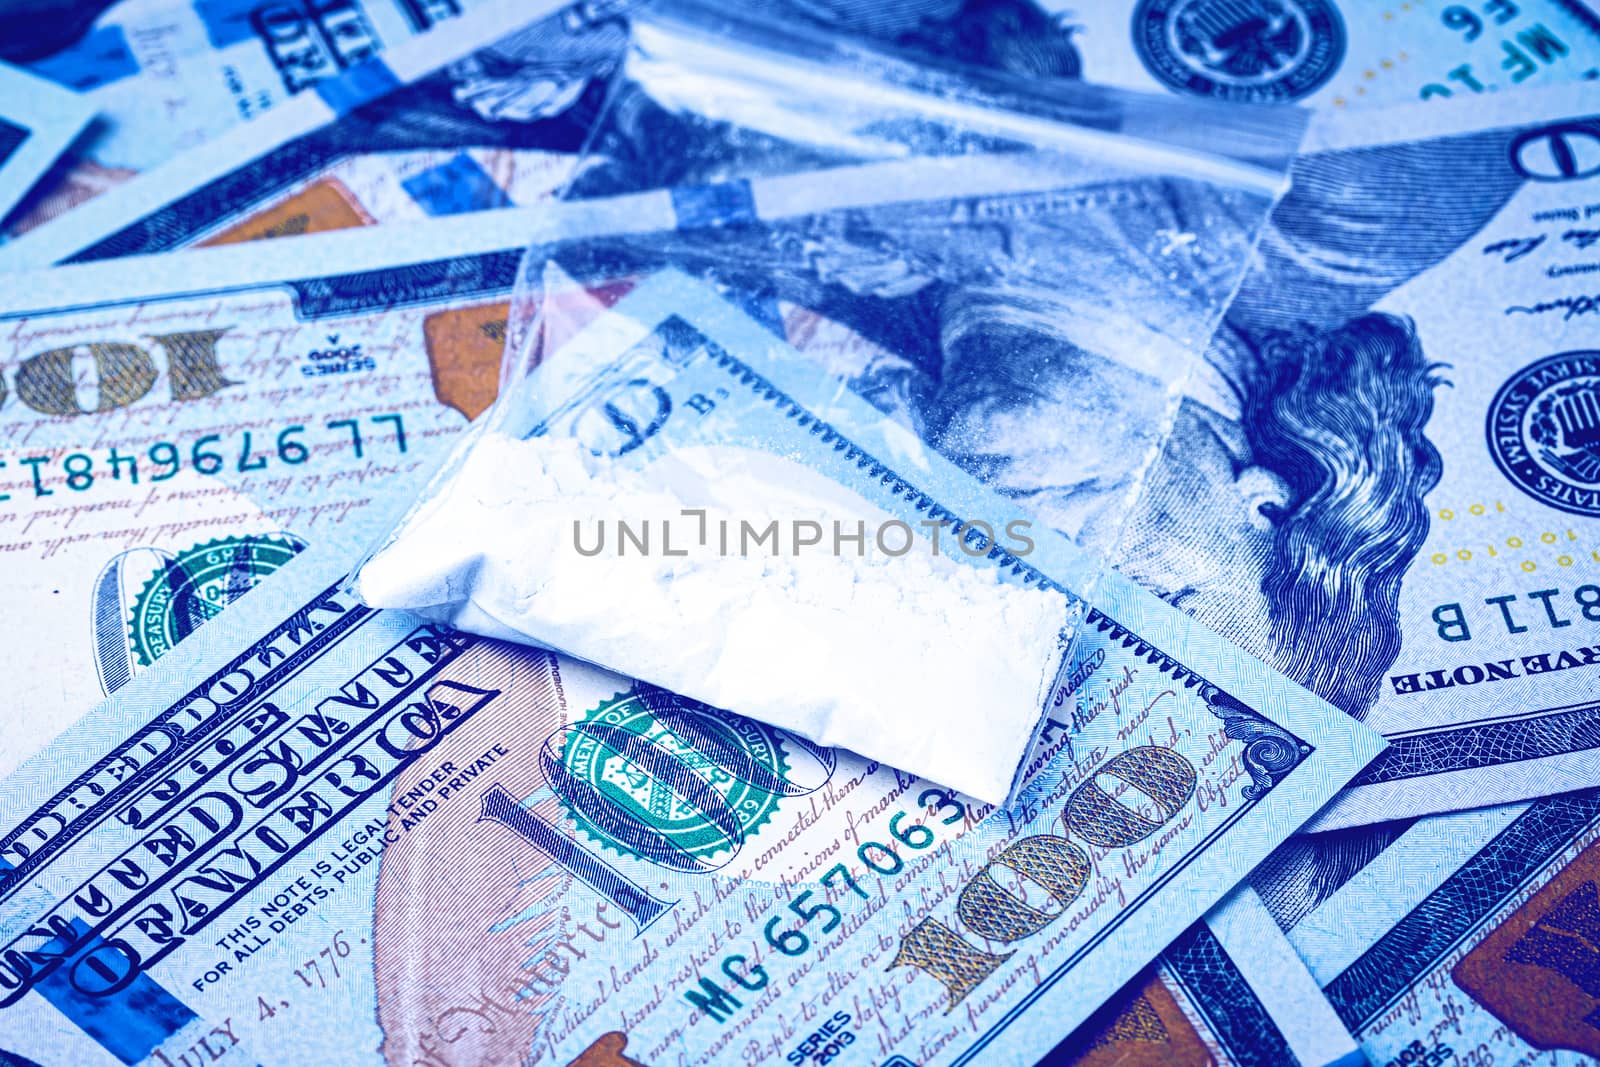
[552,685,805,871]
[1131,0,1345,102]
[1487,350,1600,518]
[129,533,307,666]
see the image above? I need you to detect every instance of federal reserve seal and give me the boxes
[551,685,829,871]
[1131,0,1345,102]
[129,534,307,666]
[1487,351,1600,518]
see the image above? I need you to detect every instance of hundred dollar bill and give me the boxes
[0,201,553,779]
[1279,793,1600,1067]
[739,0,1600,109]
[0,0,486,238]
[0,268,1383,1067]
[1097,81,1600,828]
[0,61,94,224]
[0,142,1288,777]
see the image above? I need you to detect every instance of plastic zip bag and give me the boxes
[537,3,1307,555]
[351,23,1304,805]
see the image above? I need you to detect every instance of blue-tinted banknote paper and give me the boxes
[1281,795,1600,1067]
[0,61,94,225]
[1102,82,1600,829]
[747,0,1600,108]
[0,0,598,267]
[7,0,1600,271]
[0,0,488,238]
[0,171,688,776]
[2,0,963,267]
[0,268,1380,1067]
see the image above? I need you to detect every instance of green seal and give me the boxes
[129,534,305,666]
[556,687,792,869]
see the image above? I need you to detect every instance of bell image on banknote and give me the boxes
[0,0,1596,1064]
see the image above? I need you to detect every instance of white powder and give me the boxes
[354,432,1071,804]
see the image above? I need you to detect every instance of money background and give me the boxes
[0,2,1598,1066]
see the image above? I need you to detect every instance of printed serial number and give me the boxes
[0,414,406,502]
[1420,3,1571,99]
[688,790,969,1025]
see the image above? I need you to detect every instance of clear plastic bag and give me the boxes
[563,0,1306,198]
[539,2,1308,553]
[352,22,1304,806]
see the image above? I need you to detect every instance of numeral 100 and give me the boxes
[890,745,1198,1010]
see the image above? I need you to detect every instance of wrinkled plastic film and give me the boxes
[567,0,1305,198]
[509,3,1311,577]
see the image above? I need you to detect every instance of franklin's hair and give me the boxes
[892,0,1083,79]
[1245,312,1444,721]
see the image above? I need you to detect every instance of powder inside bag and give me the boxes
[355,432,1072,804]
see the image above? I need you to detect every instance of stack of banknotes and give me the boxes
[0,1,1598,1064]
